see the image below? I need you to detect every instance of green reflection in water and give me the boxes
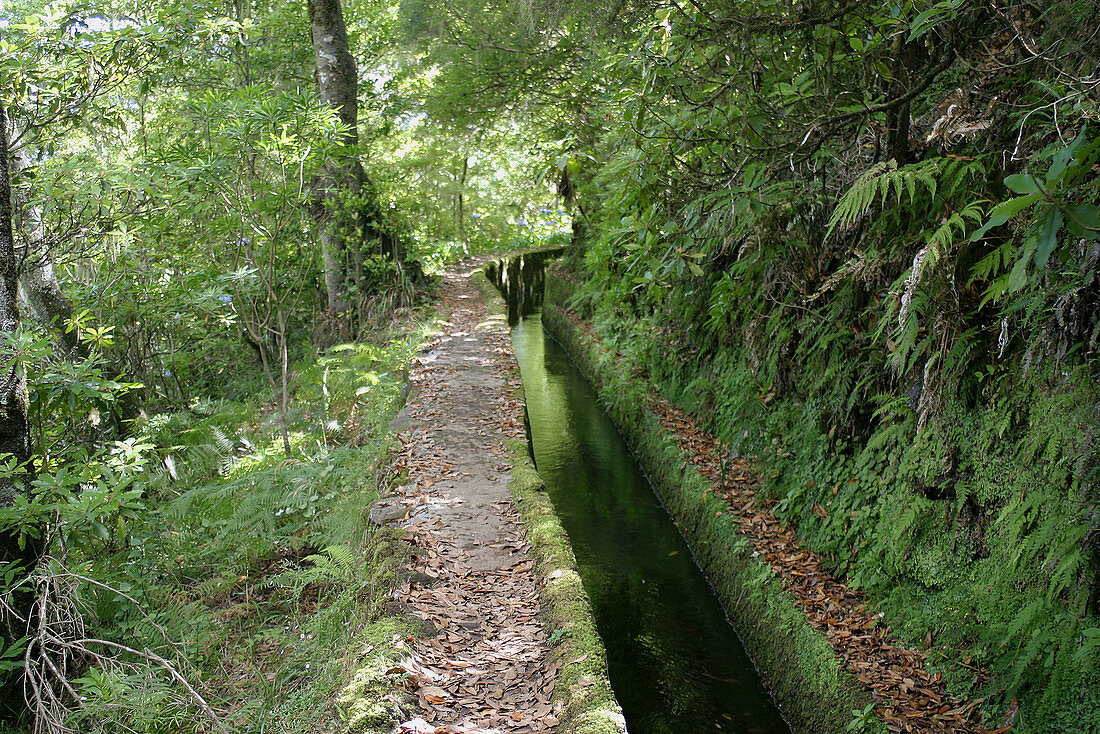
[510,299,791,734]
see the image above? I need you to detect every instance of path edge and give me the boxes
[541,267,883,734]
[473,263,627,734]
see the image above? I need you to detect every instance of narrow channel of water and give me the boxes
[491,255,791,734]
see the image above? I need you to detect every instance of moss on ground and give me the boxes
[336,617,418,733]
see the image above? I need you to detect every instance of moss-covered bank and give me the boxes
[549,230,1100,731]
[474,258,626,734]
[542,270,881,734]
[505,439,627,734]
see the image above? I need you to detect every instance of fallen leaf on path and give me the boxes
[389,258,560,733]
[421,685,448,705]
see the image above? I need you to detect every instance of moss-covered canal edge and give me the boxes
[542,268,883,734]
[506,440,627,734]
[474,261,627,734]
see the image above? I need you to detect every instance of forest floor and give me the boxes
[377,257,562,734]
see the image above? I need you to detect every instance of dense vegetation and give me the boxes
[0,1,564,730]
[1,0,1098,732]
[519,2,1099,732]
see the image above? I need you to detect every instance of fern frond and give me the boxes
[320,544,356,569]
[926,205,983,256]
[828,161,896,236]
[827,159,949,238]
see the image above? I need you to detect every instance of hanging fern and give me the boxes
[826,157,987,239]
[827,160,936,237]
[927,200,987,254]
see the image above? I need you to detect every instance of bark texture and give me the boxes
[309,0,363,313]
[309,0,404,329]
[0,110,32,495]
[13,147,86,359]
[0,103,40,722]
[885,37,917,165]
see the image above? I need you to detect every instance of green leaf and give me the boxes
[1034,209,1063,268]
[1007,247,1032,293]
[1046,128,1091,183]
[970,194,1041,241]
[907,0,963,42]
[1065,203,1100,240]
[1004,173,1040,195]
[91,520,111,541]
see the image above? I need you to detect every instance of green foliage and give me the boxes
[3,0,1099,728]
[826,160,942,236]
[971,128,1100,305]
[0,0,459,728]
[59,326,422,732]
[538,0,1100,730]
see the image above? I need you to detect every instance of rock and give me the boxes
[388,405,414,432]
[368,497,408,526]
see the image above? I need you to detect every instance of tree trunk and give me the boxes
[13,148,87,360]
[885,36,917,165]
[309,0,363,314]
[0,103,41,722]
[457,156,468,251]
[10,146,147,435]
[20,257,84,358]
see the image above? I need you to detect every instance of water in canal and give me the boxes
[490,254,791,734]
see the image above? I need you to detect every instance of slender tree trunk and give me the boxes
[457,156,468,250]
[309,0,363,314]
[12,148,87,360]
[20,258,83,358]
[10,147,146,435]
[0,103,41,722]
[885,37,917,165]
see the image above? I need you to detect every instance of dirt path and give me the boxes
[377,258,560,734]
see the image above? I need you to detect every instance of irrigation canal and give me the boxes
[489,253,791,734]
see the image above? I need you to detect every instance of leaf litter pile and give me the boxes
[385,259,560,734]
[557,307,1005,734]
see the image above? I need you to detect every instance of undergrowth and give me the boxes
[46,325,428,733]
[559,265,1100,732]
[552,6,1100,730]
